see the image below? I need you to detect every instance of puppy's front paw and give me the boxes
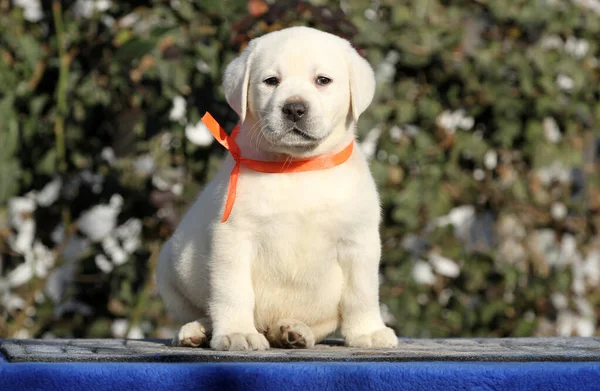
[266,319,315,349]
[210,332,270,351]
[345,327,398,348]
[174,320,209,348]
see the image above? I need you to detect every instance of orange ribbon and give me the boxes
[201,112,354,222]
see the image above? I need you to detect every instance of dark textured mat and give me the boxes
[2,337,600,363]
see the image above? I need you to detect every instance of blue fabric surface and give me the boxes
[1,359,600,391]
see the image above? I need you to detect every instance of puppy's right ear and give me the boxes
[345,43,376,124]
[222,42,255,124]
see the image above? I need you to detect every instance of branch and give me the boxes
[51,0,69,175]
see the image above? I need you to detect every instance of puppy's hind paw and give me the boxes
[266,319,315,349]
[174,320,209,348]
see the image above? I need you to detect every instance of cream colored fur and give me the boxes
[156,26,398,351]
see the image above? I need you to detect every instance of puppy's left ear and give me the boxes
[222,42,256,124]
[345,44,376,123]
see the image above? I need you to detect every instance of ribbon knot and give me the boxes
[201,112,354,222]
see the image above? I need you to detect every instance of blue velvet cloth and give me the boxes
[2,352,600,391]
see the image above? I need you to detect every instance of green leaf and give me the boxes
[17,35,42,70]
[114,38,156,63]
[36,149,57,175]
[0,159,21,203]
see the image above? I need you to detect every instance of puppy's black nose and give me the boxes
[282,102,307,122]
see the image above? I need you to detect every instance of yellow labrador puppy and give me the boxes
[156,26,398,351]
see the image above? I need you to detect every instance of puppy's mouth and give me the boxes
[260,124,327,154]
[291,127,321,142]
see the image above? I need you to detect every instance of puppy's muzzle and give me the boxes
[282,101,308,123]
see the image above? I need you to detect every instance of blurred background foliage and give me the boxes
[1,0,599,340]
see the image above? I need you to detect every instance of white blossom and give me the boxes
[78,194,123,242]
[196,60,211,74]
[27,241,56,279]
[8,219,35,255]
[438,289,453,306]
[436,109,475,133]
[556,298,597,337]
[389,126,403,142]
[14,0,43,22]
[95,254,114,273]
[583,250,600,286]
[185,121,214,147]
[2,292,26,312]
[75,170,105,194]
[375,62,395,83]
[36,177,62,207]
[551,202,567,221]
[169,96,187,123]
[435,205,475,231]
[171,183,183,196]
[116,218,142,254]
[364,8,377,20]
[499,239,527,268]
[403,125,420,137]
[119,12,140,28]
[565,36,589,59]
[8,241,55,287]
[556,74,574,91]
[102,235,127,266]
[459,116,474,130]
[389,124,419,142]
[484,150,498,170]
[543,117,562,143]
[152,175,172,192]
[429,253,461,278]
[473,168,485,181]
[536,162,571,186]
[551,293,568,310]
[101,147,116,165]
[7,263,33,287]
[576,317,596,337]
[112,319,129,338]
[101,15,115,28]
[99,218,141,266]
[13,329,31,339]
[540,35,563,50]
[561,234,578,263]
[73,0,112,18]
[412,260,436,285]
[557,310,576,336]
[8,196,36,231]
[127,325,145,339]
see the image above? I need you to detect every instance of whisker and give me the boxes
[249,119,269,154]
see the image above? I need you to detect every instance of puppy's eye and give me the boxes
[264,77,280,86]
[316,76,332,86]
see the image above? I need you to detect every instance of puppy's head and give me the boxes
[222,27,375,157]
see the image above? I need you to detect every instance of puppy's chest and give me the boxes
[236,167,365,279]
[236,166,361,223]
